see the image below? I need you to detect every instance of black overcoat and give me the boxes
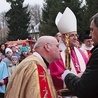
[65,45,98,98]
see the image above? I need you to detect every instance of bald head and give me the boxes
[34,36,57,49]
[34,36,61,63]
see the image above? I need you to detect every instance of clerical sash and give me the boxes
[5,55,57,98]
[61,47,87,75]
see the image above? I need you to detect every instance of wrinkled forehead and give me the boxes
[67,31,77,35]
[62,31,77,36]
[63,31,77,34]
[36,36,58,47]
[43,36,57,42]
[43,39,59,47]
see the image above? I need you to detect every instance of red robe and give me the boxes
[49,47,88,91]
[49,57,65,91]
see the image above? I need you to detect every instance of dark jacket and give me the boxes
[65,44,98,98]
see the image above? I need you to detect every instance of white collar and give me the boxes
[33,52,43,61]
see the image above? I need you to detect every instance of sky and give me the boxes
[0,0,44,13]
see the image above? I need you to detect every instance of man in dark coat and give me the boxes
[62,13,98,98]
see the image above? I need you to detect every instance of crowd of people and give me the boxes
[0,43,33,98]
[0,7,98,98]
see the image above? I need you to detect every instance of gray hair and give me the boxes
[34,38,44,49]
[90,13,98,28]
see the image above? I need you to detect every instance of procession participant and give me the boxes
[2,48,13,67]
[81,30,94,58]
[0,52,8,98]
[62,12,98,98]
[49,7,88,93]
[55,32,62,42]
[8,56,19,78]
[5,36,61,98]
[0,43,6,57]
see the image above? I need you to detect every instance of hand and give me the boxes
[77,72,83,77]
[62,70,72,80]
[58,95,62,98]
[0,80,4,85]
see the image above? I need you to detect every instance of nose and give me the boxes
[89,32,92,37]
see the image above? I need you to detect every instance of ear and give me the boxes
[44,44,50,52]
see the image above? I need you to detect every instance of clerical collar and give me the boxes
[33,52,43,61]
[42,57,49,68]
[91,44,98,53]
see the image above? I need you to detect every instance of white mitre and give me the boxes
[55,7,77,34]
[55,12,62,26]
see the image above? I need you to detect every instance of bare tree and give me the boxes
[0,12,9,43]
[28,4,42,28]
[27,4,42,40]
[0,12,8,29]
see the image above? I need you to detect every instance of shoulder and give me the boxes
[90,46,98,57]
[0,61,6,65]
[2,57,9,61]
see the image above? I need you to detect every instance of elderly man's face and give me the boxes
[61,31,78,48]
[90,20,98,45]
[46,40,61,63]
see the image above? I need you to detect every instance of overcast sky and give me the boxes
[0,0,44,13]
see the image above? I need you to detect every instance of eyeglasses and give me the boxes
[69,34,79,38]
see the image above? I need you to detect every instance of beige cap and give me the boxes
[56,7,77,34]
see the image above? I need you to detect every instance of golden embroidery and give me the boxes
[43,87,48,98]
[39,71,47,82]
